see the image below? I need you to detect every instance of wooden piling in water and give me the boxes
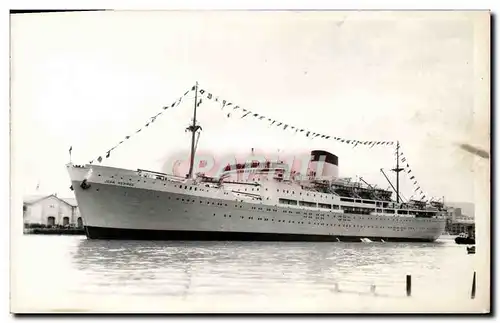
[406,275,411,297]
[471,271,476,299]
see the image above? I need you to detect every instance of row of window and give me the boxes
[96,183,439,224]
[212,213,435,231]
[103,174,434,214]
[152,191,438,223]
[278,198,436,218]
[102,175,437,218]
[340,197,379,205]
[101,174,384,206]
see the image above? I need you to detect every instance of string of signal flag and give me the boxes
[195,86,427,202]
[84,83,429,202]
[87,85,196,164]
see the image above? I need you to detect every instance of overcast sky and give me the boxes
[11,10,489,204]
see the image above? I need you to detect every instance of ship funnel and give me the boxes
[308,150,339,180]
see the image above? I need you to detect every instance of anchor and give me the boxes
[80,179,91,190]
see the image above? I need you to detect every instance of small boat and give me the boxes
[455,233,475,245]
[467,246,476,254]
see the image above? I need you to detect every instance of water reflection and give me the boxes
[69,239,452,298]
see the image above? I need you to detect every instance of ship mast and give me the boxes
[391,140,403,203]
[187,81,200,179]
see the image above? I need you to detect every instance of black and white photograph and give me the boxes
[9,9,490,313]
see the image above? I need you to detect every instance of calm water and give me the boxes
[12,235,485,313]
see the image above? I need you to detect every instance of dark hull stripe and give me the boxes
[85,226,435,242]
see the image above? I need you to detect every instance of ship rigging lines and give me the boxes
[88,83,429,202]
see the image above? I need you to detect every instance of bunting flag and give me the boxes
[181,84,434,202]
[398,147,428,201]
[90,84,195,164]
[195,85,392,147]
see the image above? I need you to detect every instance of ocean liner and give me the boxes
[67,84,446,242]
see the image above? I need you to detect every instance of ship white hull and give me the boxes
[68,165,446,242]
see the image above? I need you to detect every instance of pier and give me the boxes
[24,225,85,235]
